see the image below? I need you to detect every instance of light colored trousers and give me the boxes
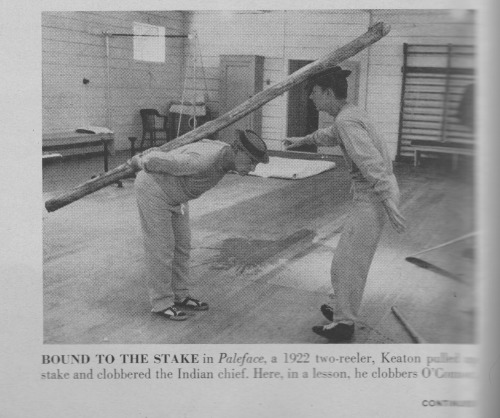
[135,171,190,312]
[329,192,390,324]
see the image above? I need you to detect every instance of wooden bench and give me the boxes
[411,140,474,169]
[42,131,115,172]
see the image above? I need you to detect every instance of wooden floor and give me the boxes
[43,151,476,344]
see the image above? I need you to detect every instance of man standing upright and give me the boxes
[284,67,406,342]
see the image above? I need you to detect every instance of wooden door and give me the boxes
[218,55,264,142]
[287,60,318,152]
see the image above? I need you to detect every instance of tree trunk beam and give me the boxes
[45,22,390,212]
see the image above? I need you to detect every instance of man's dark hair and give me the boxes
[306,66,351,99]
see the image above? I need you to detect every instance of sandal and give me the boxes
[174,297,209,311]
[155,306,188,321]
[320,304,334,321]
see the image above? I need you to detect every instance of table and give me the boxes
[42,131,115,172]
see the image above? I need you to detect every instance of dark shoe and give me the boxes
[320,304,334,321]
[155,306,188,321]
[312,322,354,342]
[174,297,209,311]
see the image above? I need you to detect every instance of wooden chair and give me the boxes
[139,109,169,150]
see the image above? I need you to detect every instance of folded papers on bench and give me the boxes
[250,157,336,180]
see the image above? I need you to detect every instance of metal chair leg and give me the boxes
[139,132,146,152]
[129,137,137,157]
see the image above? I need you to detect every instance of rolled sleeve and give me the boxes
[304,125,339,147]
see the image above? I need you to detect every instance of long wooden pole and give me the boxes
[45,22,391,212]
[391,306,427,344]
[406,232,476,259]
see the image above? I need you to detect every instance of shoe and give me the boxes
[154,306,188,321]
[320,304,334,321]
[174,296,209,311]
[312,322,354,342]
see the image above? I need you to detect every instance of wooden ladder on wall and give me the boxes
[396,43,475,167]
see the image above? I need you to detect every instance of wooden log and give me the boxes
[391,306,427,344]
[406,232,476,259]
[45,22,391,212]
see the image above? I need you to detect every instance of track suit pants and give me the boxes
[135,171,190,312]
[329,192,389,324]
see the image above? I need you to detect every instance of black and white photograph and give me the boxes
[2,1,497,417]
[42,9,476,345]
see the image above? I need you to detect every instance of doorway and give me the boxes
[218,55,264,143]
[287,60,318,153]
